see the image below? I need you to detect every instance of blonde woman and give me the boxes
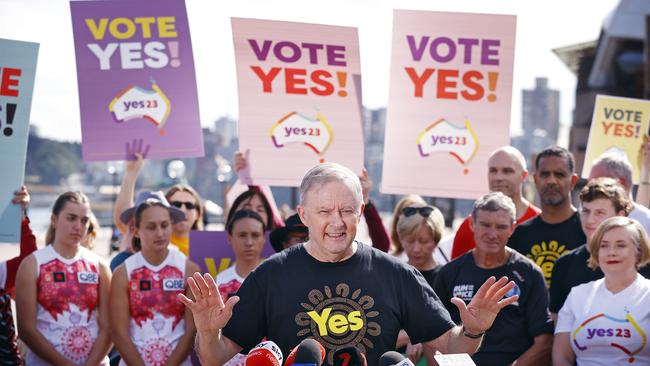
[553,217,650,365]
[390,195,426,260]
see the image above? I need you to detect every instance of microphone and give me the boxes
[284,338,326,366]
[245,340,284,366]
[378,351,415,366]
[333,346,367,366]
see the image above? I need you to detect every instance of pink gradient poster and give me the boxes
[382,10,516,199]
[232,18,364,187]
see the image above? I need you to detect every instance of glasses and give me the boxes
[402,206,434,217]
[171,201,197,210]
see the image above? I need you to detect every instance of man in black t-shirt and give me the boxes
[508,146,586,287]
[435,192,553,366]
[180,163,520,366]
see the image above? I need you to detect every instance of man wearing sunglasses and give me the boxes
[451,146,540,259]
[181,163,520,366]
[434,192,554,366]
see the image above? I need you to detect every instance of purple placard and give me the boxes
[70,0,204,162]
[189,231,276,277]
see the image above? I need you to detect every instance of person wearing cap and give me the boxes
[111,191,187,271]
[110,191,200,366]
[269,213,309,253]
[112,151,205,259]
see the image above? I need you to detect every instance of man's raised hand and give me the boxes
[178,272,240,333]
[451,276,518,334]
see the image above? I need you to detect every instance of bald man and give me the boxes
[451,146,541,259]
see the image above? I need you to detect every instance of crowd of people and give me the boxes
[1,143,650,366]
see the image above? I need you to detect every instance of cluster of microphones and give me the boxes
[244,339,416,366]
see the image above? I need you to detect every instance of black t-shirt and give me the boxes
[433,251,554,366]
[420,266,440,290]
[550,243,650,313]
[508,212,586,287]
[222,242,455,366]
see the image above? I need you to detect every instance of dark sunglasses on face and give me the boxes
[171,201,197,210]
[402,206,434,217]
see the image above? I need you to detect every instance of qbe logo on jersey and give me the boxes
[163,278,184,291]
[77,272,99,284]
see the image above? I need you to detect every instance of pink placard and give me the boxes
[382,10,516,199]
[232,18,364,187]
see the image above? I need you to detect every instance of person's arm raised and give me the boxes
[424,276,518,355]
[178,272,242,366]
[637,134,650,207]
[359,168,390,252]
[113,148,146,235]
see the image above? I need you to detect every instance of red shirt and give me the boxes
[451,203,541,259]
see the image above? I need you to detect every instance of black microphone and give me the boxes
[378,351,415,366]
[333,346,367,366]
[291,338,326,365]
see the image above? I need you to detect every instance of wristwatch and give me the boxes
[462,326,485,339]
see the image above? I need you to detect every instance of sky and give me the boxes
[0,0,620,142]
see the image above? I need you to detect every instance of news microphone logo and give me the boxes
[245,340,283,366]
[333,346,367,366]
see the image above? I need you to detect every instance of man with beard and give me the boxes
[508,146,586,287]
[451,146,541,259]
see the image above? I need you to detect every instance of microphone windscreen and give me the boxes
[333,346,367,366]
[293,338,326,365]
[284,345,298,366]
[245,340,284,366]
[378,351,406,366]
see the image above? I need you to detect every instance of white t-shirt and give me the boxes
[630,203,650,236]
[556,274,650,365]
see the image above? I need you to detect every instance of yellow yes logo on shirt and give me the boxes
[527,240,567,286]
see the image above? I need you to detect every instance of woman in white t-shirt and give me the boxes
[553,217,650,365]
[216,209,267,366]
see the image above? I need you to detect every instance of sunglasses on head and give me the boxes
[402,206,434,217]
[170,201,197,210]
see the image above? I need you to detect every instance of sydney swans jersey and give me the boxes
[122,250,190,366]
[556,274,650,365]
[30,245,108,366]
[222,243,455,366]
[216,266,247,366]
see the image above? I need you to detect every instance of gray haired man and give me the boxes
[434,192,554,366]
[589,152,650,234]
[180,163,518,366]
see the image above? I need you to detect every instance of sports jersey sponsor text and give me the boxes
[162,278,184,291]
[77,272,98,284]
